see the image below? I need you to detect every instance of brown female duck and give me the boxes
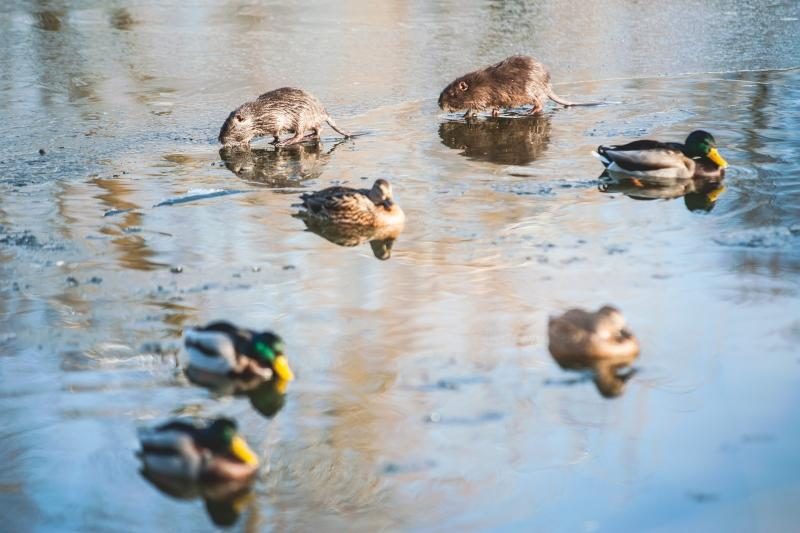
[296,179,405,227]
[548,305,640,361]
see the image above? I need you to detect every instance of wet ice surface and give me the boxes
[1,1,800,532]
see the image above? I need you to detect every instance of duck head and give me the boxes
[684,130,728,168]
[367,179,395,209]
[201,418,259,467]
[251,332,295,382]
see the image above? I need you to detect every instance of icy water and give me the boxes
[2,1,800,532]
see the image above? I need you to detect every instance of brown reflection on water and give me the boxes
[599,174,726,213]
[90,178,164,272]
[219,143,337,187]
[439,114,551,165]
[294,214,404,261]
[109,8,136,31]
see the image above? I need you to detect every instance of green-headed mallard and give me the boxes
[137,417,259,482]
[183,321,294,382]
[548,306,640,361]
[296,179,405,227]
[594,130,728,179]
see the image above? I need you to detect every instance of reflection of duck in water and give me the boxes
[438,114,550,165]
[185,369,289,419]
[548,306,640,398]
[140,469,254,527]
[593,130,728,179]
[294,213,403,260]
[183,321,295,382]
[599,174,726,212]
[138,417,257,527]
[293,179,405,259]
[218,141,343,187]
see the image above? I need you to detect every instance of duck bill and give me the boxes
[274,377,289,394]
[272,355,294,382]
[706,185,726,203]
[707,147,728,168]
[230,436,259,466]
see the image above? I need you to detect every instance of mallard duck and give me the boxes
[137,417,259,482]
[183,321,294,382]
[593,130,728,179]
[296,179,405,227]
[548,306,640,361]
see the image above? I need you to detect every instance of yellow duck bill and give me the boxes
[230,436,260,466]
[272,355,295,382]
[706,147,728,168]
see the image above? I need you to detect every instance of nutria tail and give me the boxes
[326,116,351,138]
[547,89,604,107]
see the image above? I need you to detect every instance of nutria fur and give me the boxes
[439,55,599,118]
[219,87,350,147]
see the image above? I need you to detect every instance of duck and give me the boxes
[548,305,640,361]
[137,417,259,482]
[593,130,728,180]
[295,178,405,227]
[183,321,294,382]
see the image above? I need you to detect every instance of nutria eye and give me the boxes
[458,81,468,91]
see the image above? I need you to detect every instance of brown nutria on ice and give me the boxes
[219,87,350,147]
[438,55,601,118]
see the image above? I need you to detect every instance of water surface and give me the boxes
[1,1,799,532]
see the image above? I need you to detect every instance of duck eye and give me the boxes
[235,114,243,122]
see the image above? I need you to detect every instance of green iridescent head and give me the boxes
[252,333,294,381]
[684,130,728,168]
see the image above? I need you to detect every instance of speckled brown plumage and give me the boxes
[548,306,640,361]
[296,179,405,227]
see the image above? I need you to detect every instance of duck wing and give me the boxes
[299,186,378,224]
[596,140,686,171]
[299,186,360,213]
[184,327,240,374]
[138,419,204,479]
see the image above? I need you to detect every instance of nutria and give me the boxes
[439,55,600,118]
[219,87,350,147]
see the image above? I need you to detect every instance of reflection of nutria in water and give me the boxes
[599,174,726,213]
[438,55,601,117]
[219,142,342,187]
[438,114,551,165]
[219,87,350,147]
